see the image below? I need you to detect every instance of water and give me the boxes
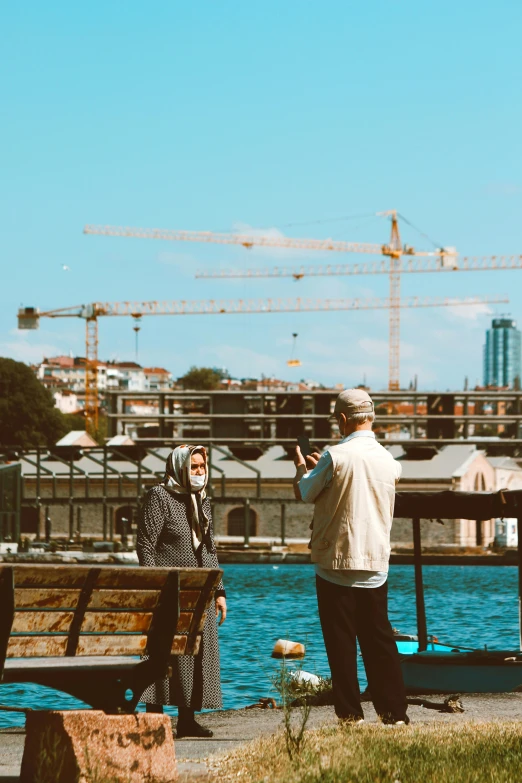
[0,565,519,727]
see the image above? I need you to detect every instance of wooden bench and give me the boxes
[0,564,222,713]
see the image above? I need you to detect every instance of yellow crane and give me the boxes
[84,212,456,391]
[19,294,507,434]
[194,254,522,280]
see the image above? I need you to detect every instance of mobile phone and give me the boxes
[297,435,312,458]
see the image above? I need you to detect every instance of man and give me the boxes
[293,388,408,725]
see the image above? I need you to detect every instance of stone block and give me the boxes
[20,710,177,783]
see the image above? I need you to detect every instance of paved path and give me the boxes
[1,695,521,781]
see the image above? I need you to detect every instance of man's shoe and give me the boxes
[176,719,214,738]
[380,713,410,726]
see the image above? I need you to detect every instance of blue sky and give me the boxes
[1,0,521,390]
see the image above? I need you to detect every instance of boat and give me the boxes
[401,648,522,694]
[393,489,522,693]
[394,632,461,655]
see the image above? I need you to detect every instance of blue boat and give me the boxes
[393,490,522,694]
[394,632,460,655]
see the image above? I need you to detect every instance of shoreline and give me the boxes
[0,550,519,566]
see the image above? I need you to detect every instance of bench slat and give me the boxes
[80,611,152,633]
[184,635,200,656]
[89,589,159,610]
[12,612,74,634]
[7,631,199,658]
[14,588,201,612]
[14,589,81,609]
[76,635,148,656]
[7,637,68,657]
[12,566,211,590]
[80,611,192,634]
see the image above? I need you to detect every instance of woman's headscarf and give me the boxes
[162,444,213,552]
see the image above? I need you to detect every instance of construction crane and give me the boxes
[18,294,505,433]
[84,212,456,391]
[194,254,522,280]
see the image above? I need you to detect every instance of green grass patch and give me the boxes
[210,722,522,783]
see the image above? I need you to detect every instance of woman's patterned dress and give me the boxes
[137,485,225,710]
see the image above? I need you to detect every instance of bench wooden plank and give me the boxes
[184,635,200,656]
[80,612,153,633]
[76,635,148,656]
[12,612,74,634]
[7,637,68,657]
[95,570,211,590]
[12,566,212,591]
[172,635,188,655]
[89,589,160,610]
[80,611,193,635]
[14,588,201,612]
[15,588,81,609]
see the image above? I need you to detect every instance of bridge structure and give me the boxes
[105,389,522,451]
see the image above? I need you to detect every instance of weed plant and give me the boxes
[272,661,313,761]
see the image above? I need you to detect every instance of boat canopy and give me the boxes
[395,489,522,521]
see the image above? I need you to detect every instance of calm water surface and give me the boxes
[0,565,519,727]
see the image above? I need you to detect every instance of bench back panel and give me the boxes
[0,565,221,662]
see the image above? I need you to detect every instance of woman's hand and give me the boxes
[215,596,227,626]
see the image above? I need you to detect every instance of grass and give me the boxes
[208,721,522,783]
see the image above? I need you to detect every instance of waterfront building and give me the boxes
[483,318,521,388]
[11,442,518,550]
[488,456,522,547]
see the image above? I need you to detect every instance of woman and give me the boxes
[137,444,227,738]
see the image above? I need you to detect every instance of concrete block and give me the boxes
[20,710,177,782]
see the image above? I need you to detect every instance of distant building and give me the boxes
[488,455,522,547]
[483,318,521,388]
[53,389,79,414]
[35,357,172,395]
[55,431,98,448]
[143,367,172,390]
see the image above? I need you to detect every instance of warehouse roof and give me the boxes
[11,442,512,485]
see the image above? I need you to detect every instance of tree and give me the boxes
[0,358,75,447]
[178,366,224,390]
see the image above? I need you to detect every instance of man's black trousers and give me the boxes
[316,575,408,721]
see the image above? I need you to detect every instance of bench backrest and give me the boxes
[0,565,222,669]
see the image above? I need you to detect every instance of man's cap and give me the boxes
[333,388,374,417]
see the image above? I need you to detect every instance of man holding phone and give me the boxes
[293,388,408,726]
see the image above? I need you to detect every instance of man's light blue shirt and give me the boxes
[299,430,387,589]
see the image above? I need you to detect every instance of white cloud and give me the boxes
[483,182,521,197]
[445,302,493,322]
[0,328,78,365]
[0,337,61,364]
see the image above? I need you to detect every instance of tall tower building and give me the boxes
[483,318,522,388]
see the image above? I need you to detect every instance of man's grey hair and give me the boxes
[348,411,375,426]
